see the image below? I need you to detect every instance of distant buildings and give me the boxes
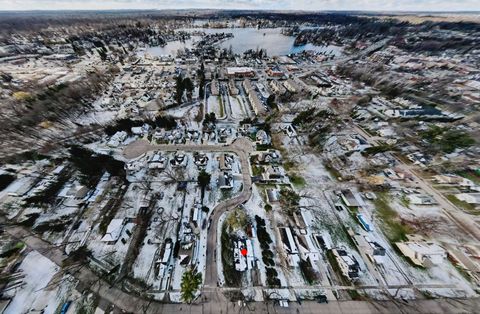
[226,67,255,78]
[211,79,220,96]
[243,79,265,116]
[269,79,286,95]
[384,107,462,121]
[228,79,239,95]
[266,67,284,77]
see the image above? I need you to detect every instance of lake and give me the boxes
[143,27,342,57]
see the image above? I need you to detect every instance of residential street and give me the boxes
[2,219,480,314]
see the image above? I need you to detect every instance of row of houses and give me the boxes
[243,79,266,116]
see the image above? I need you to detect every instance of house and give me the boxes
[218,128,229,143]
[283,79,300,93]
[269,80,286,95]
[125,159,144,175]
[234,239,251,272]
[219,154,234,171]
[157,240,173,282]
[395,236,446,267]
[3,176,37,198]
[407,194,437,205]
[255,82,270,100]
[266,188,280,204]
[455,193,480,205]
[254,149,281,164]
[277,56,296,65]
[256,130,271,146]
[362,236,386,264]
[293,211,307,233]
[57,183,89,205]
[340,189,364,208]
[186,129,200,142]
[310,75,333,88]
[107,131,127,147]
[384,168,405,180]
[296,234,320,262]
[131,124,150,136]
[193,153,209,168]
[191,205,201,227]
[282,124,297,137]
[101,218,127,244]
[368,240,386,256]
[279,227,301,266]
[262,165,285,182]
[433,175,475,188]
[148,152,167,170]
[218,172,233,189]
[170,153,188,168]
[332,248,360,279]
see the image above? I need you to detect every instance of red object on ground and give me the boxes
[241,248,247,256]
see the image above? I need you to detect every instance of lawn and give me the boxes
[373,192,412,243]
[251,165,263,176]
[289,174,306,187]
[217,95,225,117]
[456,170,480,185]
[446,194,480,215]
[325,164,342,181]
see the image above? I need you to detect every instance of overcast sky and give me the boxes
[1,0,479,11]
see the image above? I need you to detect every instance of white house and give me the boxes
[101,218,127,244]
[455,193,480,205]
[396,238,446,267]
[407,194,437,205]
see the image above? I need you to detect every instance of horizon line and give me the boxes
[0,8,479,14]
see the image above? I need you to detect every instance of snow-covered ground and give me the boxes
[4,251,62,314]
[229,96,249,120]
[118,151,244,295]
[207,95,225,119]
[269,129,479,300]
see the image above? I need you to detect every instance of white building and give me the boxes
[407,194,437,205]
[226,67,255,78]
[101,218,127,244]
[455,193,480,205]
[396,238,446,267]
[279,227,300,267]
